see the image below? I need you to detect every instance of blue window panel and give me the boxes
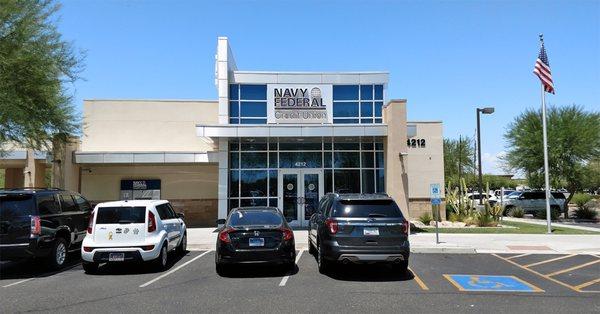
[375,101,384,117]
[374,118,382,124]
[324,142,332,150]
[240,101,267,117]
[240,170,268,197]
[229,171,239,197]
[361,118,374,124]
[229,199,239,212]
[229,84,239,100]
[230,152,239,169]
[374,85,383,100]
[376,169,385,193]
[333,102,359,117]
[361,142,374,150]
[229,118,239,124]
[360,85,373,100]
[240,198,268,207]
[229,101,239,117]
[375,142,384,150]
[240,118,267,124]
[376,152,384,168]
[333,119,359,124]
[229,142,239,151]
[333,85,359,100]
[360,101,373,117]
[240,85,266,100]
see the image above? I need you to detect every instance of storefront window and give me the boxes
[333,84,384,124]
[229,84,267,124]
[240,170,268,197]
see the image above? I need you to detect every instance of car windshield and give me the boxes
[0,194,35,219]
[96,206,146,224]
[507,192,521,198]
[332,199,403,218]
[229,209,283,227]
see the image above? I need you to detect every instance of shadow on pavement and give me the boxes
[0,252,82,280]
[325,263,415,282]
[89,251,190,276]
[217,263,298,278]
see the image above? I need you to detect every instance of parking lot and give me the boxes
[1,251,599,313]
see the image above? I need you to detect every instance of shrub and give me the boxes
[573,206,598,220]
[476,213,498,227]
[509,207,525,218]
[571,193,593,208]
[419,212,433,225]
[534,207,560,220]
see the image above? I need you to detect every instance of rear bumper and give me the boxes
[81,245,162,263]
[321,240,410,263]
[216,241,295,264]
[0,238,51,261]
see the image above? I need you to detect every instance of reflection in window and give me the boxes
[240,170,268,197]
[240,152,267,169]
[333,84,384,124]
[334,170,361,193]
[334,152,360,168]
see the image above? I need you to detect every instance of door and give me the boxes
[278,169,323,227]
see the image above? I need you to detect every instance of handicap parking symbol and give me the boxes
[444,275,543,292]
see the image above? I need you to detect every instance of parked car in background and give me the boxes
[81,200,186,273]
[466,192,498,208]
[308,193,410,274]
[502,191,566,215]
[0,188,92,269]
[215,207,296,275]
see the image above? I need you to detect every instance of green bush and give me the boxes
[509,207,525,218]
[534,207,560,220]
[419,212,433,225]
[574,206,598,220]
[476,212,498,227]
[571,193,593,208]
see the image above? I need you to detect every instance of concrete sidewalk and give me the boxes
[187,228,600,254]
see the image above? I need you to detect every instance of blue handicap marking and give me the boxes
[444,275,543,292]
[431,198,441,205]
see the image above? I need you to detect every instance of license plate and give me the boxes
[363,227,379,236]
[108,253,125,262]
[249,237,265,247]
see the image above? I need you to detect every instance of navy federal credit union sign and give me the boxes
[267,84,333,124]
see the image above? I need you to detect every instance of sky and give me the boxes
[56,0,599,174]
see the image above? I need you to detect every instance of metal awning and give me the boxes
[196,124,387,139]
[74,151,219,164]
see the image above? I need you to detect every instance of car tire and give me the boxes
[47,237,68,270]
[82,262,99,274]
[177,233,187,255]
[317,240,329,274]
[308,238,317,256]
[153,243,168,271]
[215,263,228,276]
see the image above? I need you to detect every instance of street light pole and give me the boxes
[476,107,495,205]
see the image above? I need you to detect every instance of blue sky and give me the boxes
[57,0,599,174]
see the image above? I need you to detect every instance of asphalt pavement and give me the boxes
[1,251,599,313]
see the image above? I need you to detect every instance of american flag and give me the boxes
[533,41,555,94]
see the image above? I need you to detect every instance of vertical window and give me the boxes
[333,84,385,124]
[228,84,267,124]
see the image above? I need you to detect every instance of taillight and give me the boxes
[87,213,94,234]
[83,246,93,252]
[402,220,410,235]
[325,218,338,234]
[281,228,294,241]
[30,216,41,237]
[148,211,156,233]
[218,227,233,243]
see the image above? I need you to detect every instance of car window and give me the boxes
[96,206,146,224]
[317,197,327,213]
[551,192,565,199]
[324,197,334,217]
[0,194,36,219]
[332,199,403,218]
[73,195,92,212]
[228,209,283,227]
[155,203,171,220]
[37,194,61,215]
[166,203,177,218]
[60,194,78,212]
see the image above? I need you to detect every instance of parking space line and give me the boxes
[139,250,212,288]
[506,253,531,260]
[574,278,600,290]
[279,250,304,287]
[546,259,600,277]
[491,253,580,293]
[2,278,34,288]
[524,254,576,268]
[408,267,429,291]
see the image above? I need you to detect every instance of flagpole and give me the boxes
[539,34,552,234]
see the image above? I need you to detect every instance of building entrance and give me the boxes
[278,169,323,227]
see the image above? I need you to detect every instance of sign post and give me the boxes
[430,183,442,244]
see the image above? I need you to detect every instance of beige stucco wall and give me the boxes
[383,100,410,218]
[81,100,218,152]
[80,164,218,201]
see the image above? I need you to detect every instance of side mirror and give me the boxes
[216,219,226,225]
[176,212,185,219]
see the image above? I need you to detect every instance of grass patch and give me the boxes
[412,220,599,234]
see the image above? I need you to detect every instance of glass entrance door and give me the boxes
[278,169,324,227]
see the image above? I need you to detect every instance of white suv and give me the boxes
[81,200,187,273]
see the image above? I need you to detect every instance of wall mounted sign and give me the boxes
[407,138,426,148]
[120,179,161,200]
[267,84,333,124]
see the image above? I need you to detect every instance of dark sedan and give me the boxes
[215,207,296,275]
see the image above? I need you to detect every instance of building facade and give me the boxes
[0,37,445,227]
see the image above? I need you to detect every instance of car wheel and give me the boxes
[153,243,168,271]
[177,233,187,255]
[82,262,99,274]
[308,237,317,256]
[215,262,228,276]
[47,237,68,270]
[317,241,329,274]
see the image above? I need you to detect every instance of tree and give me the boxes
[504,105,600,216]
[443,136,475,187]
[0,0,84,153]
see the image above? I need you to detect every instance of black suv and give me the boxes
[0,188,92,269]
[308,193,410,274]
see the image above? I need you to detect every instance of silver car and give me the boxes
[502,191,566,215]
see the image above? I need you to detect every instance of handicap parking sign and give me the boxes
[444,275,543,292]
